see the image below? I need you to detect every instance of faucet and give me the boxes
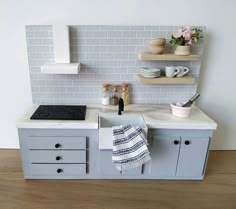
[118,98,124,115]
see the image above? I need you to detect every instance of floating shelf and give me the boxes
[135,74,195,85]
[138,53,198,61]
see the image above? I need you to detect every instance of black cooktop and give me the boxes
[30,105,87,120]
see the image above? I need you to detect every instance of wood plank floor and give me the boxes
[0,150,236,209]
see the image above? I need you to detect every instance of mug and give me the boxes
[165,66,180,77]
[175,66,190,77]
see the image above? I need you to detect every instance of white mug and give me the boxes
[165,66,180,77]
[175,66,190,77]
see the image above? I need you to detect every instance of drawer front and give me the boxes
[30,164,86,176]
[29,150,86,163]
[28,136,86,150]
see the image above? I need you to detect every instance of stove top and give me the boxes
[30,105,87,120]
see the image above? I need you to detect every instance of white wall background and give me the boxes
[0,0,235,149]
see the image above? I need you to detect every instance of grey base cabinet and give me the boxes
[18,129,99,179]
[147,129,212,180]
[18,128,213,180]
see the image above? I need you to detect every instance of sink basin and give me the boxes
[99,114,148,149]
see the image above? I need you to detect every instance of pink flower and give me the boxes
[170,26,202,46]
[183,31,192,40]
[173,31,182,38]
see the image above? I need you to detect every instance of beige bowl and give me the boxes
[148,45,165,54]
[149,38,166,46]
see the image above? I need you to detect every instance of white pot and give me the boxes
[170,103,192,117]
[174,45,191,56]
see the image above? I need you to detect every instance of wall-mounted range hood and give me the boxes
[41,25,80,74]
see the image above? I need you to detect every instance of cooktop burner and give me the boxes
[30,105,87,120]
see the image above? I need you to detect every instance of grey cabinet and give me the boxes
[100,150,121,175]
[148,129,212,179]
[18,129,99,179]
[176,136,209,177]
[18,128,212,180]
[99,150,143,177]
[149,135,180,176]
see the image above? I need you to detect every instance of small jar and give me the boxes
[102,84,110,106]
[111,85,119,106]
[121,83,129,106]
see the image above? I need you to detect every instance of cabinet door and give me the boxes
[176,137,210,177]
[99,150,142,176]
[149,135,180,176]
[121,166,142,175]
[100,150,120,175]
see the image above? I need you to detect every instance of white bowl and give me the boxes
[170,103,192,117]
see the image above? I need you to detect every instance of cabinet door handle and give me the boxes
[56,156,62,161]
[57,168,63,173]
[55,143,61,148]
[184,140,191,145]
[174,140,179,145]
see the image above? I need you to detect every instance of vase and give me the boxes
[174,45,191,56]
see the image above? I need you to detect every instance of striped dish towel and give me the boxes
[112,125,151,170]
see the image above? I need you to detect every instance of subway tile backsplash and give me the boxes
[25,25,205,104]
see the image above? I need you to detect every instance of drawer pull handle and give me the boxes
[174,140,179,145]
[56,156,62,161]
[184,140,190,145]
[55,143,61,148]
[57,168,63,173]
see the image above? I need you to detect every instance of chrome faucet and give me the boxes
[118,98,124,115]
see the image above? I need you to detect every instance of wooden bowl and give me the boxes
[149,38,166,46]
[148,45,165,54]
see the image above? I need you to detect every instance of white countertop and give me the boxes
[16,104,217,130]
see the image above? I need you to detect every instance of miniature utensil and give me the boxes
[182,93,200,107]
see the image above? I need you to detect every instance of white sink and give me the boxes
[99,114,148,149]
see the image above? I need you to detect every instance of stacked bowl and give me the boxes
[149,38,166,54]
[141,68,161,78]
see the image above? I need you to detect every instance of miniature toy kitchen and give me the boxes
[16,25,217,180]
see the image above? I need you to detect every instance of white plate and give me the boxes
[141,74,160,78]
[141,72,161,76]
[141,68,161,73]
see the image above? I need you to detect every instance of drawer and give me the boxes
[28,136,86,150]
[30,164,86,176]
[29,150,86,163]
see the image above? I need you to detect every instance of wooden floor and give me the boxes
[0,150,236,209]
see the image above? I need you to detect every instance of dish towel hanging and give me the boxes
[112,125,151,170]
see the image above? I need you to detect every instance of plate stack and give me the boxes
[141,68,161,78]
